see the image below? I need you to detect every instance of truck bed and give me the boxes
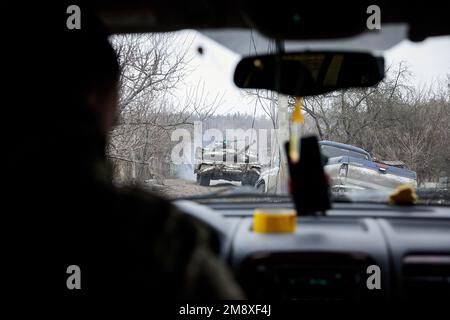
[326,156,417,191]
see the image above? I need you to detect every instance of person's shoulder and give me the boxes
[114,185,173,216]
[113,185,189,222]
[111,185,214,250]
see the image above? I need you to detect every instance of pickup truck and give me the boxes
[255,140,417,193]
[320,140,417,192]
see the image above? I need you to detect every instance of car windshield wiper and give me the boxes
[170,186,450,206]
[171,186,292,202]
[171,186,355,203]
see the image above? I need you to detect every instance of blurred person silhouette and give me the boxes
[5,4,243,301]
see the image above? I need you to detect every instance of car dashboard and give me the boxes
[174,200,450,301]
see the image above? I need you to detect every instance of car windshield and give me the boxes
[108,30,450,204]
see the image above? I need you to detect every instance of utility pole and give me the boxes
[274,39,289,194]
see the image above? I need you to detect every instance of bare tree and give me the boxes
[108,33,221,184]
[299,63,450,184]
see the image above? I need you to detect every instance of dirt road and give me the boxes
[144,178,240,198]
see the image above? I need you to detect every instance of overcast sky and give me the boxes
[173,31,450,115]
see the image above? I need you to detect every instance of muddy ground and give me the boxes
[143,178,241,199]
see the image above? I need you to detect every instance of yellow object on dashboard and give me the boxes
[253,209,297,233]
[389,184,417,205]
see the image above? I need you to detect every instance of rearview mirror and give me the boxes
[234,51,384,96]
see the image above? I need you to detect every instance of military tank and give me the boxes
[194,140,261,187]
